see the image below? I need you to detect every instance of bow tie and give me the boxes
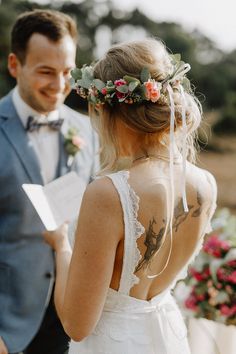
[26,116,64,132]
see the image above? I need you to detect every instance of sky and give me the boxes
[32,0,236,52]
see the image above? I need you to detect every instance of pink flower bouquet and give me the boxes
[183,209,236,325]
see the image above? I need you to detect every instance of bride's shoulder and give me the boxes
[82,172,122,210]
[188,163,216,186]
[187,163,217,204]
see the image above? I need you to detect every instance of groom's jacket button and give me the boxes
[45,272,53,278]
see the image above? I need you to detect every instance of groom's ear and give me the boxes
[8,53,20,79]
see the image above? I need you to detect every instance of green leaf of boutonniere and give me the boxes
[64,127,85,157]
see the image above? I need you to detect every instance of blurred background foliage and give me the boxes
[0,0,236,134]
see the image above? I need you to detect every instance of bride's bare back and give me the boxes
[110,158,216,300]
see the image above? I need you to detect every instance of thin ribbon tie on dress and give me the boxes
[147,70,190,279]
[179,85,189,213]
[169,62,191,213]
[147,84,175,279]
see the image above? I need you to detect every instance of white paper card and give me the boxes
[22,172,86,231]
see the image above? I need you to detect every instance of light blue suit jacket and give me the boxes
[0,92,99,353]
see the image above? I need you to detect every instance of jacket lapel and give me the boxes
[56,131,70,177]
[1,95,44,184]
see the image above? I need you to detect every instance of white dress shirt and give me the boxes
[12,86,60,184]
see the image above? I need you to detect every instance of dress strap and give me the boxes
[106,170,145,295]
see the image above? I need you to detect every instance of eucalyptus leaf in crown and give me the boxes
[70,54,191,106]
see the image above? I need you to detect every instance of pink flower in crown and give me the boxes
[144,79,161,102]
[114,79,127,87]
[115,79,127,99]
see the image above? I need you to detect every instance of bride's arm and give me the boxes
[44,176,123,341]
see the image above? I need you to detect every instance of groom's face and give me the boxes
[8,33,76,114]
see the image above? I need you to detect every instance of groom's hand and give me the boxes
[0,337,8,354]
[43,222,71,253]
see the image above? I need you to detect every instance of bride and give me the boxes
[44,38,217,354]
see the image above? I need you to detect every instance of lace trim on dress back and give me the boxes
[106,170,145,295]
[120,171,145,291]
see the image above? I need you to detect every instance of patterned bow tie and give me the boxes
[26,116,64,132]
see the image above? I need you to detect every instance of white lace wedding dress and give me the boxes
[69,170,216,354]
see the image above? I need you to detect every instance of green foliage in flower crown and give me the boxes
[70,54,191,106]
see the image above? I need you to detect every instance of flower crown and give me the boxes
[70,54,191,106]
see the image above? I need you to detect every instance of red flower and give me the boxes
[220,304,236,317]
[217,267,228,281]
[101,88,107,95]
[203,235,230,258]
[189,268,204,281]
[216,283,223,289]
[227,271,236,284]
[185,294,198,311]
[227,260,236,267]
[116,91,126,99]
[196,294,205,301]
[114,79,128,100]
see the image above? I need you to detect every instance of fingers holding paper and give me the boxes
[43,222,71,252]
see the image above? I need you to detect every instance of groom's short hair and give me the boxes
[11,9,78,64]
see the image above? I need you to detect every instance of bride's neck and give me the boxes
[116,121,180,161]
[119,140,179,161]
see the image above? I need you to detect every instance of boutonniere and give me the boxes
[64,127,86,166]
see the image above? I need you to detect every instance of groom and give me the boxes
[0,9,99,354]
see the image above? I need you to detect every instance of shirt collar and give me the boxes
[12,86,59,128]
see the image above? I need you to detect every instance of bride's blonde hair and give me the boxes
[89,39,202,172]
